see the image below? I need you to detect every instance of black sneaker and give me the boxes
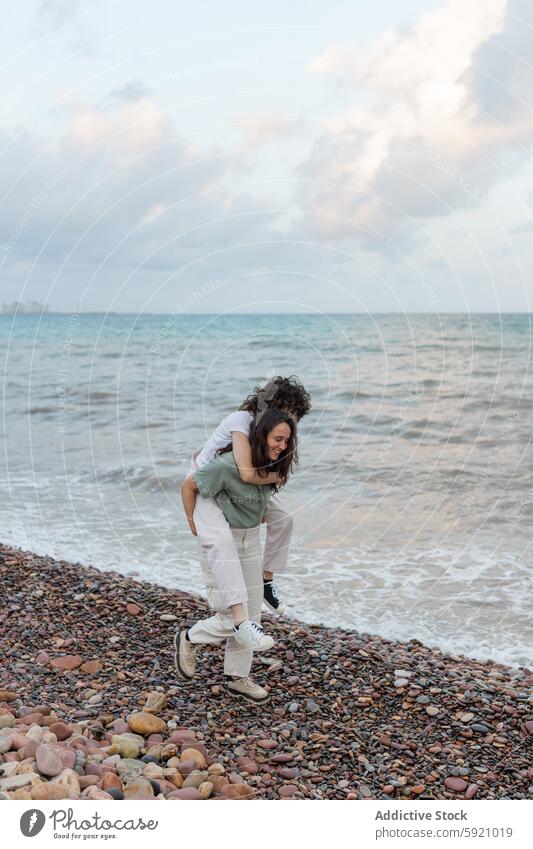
[263,579,284,614]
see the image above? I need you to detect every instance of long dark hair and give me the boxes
[239,375,311,421]
[218,408,298,490]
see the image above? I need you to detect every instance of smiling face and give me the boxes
[266,422,292,461]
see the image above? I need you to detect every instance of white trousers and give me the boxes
[190,458,293,610]
[188,526,262,678]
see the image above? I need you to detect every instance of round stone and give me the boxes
[106,787,124,800]
[444,777,468,792]
[127,712,166,736]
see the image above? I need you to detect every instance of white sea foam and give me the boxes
[1,477,531,669]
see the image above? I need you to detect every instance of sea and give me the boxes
[1,312,532,668]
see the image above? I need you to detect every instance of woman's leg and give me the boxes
[175,526,271,698]
[261,494,292,613]
[175,607,234,680]
[187,610,233,646]
[261,494,293,577]
[194,507,274,651]
[223,527,265,679]
[173,611,227,680]
[193,494,249,614]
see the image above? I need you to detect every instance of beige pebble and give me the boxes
[199,781,214,799]
[142,763,165,778]
[17,761,38,775]
[143,692,167,714]
[10,787,33,800]
[180,748,206,770]
[0,762,19,778]
[182,770,206,789]
[0,773,37,791]
[127,712,166,736]
[207,763,225,775]
[31,782,79,801]
[50,768,81,795]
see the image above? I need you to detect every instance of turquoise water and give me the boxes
[1,312,532,667]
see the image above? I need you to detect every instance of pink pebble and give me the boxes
[237,757,259,775]
[178,759,196,777]
[83,786,113,800]
[21,740,40,760]
[78,775,100,789]
[444,777,467,792]
[11,733,29,750]
[85,763,111,777]
[169,730,197,744]
[147,734,164,746]
[167,788,203,800]
[49,722,72,742]
[278,784,298,798]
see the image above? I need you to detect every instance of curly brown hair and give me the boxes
[239,375,311,421]
[218,408,298,490]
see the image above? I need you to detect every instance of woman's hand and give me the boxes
[233,431,282,485]
[181,475,199,535]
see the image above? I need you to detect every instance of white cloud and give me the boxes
[104,79,153,106]
[297,0,533,245]
[236,114,304,149]
[34,0,109,54]
[0,95,273,295]
[4,0,533,312]
[38,0,84,30]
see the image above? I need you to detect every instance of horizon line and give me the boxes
[3,310,533,317]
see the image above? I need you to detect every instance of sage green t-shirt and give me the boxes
[193,452,271,529]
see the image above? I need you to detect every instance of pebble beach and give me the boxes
[1,543,531,801]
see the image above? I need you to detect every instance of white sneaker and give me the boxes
[226,676,269,703]
[232,619,274,651]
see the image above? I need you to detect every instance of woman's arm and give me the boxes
[181,475,199,536]
[232,431,281,485]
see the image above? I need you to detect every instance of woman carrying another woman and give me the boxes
[176,408,297,703]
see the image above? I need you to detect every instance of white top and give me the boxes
[195,410,253,469]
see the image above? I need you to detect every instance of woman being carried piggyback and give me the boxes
[185,375,310,626]
[177,406,298,702]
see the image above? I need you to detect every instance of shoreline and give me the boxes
[1,543,532,800]
[2,533,526,671]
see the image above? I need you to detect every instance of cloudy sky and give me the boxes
[1,0,532,313]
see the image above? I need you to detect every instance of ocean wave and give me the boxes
[334,390,373,399]
[419,378,444,388]
[413,344,446,351]
[87,465,179,492]
[88,391,116,401]
[471,344,506,352]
